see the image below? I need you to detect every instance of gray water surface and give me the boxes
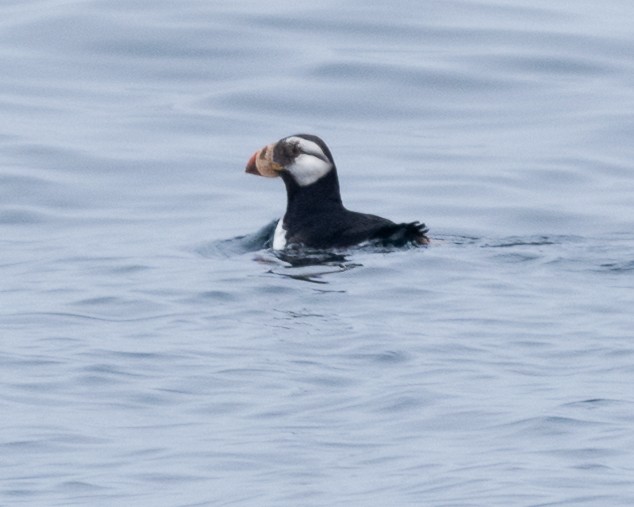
[2,1,634,506]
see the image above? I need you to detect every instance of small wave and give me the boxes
[481,235,582,248]
[3,311,181,324]
[0,207,50,225]
[196,220,277,257]
[267,261,361,285]
[599,260,634,273]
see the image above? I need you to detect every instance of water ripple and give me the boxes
[3,1,634,506]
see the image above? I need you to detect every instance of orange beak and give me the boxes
[245,150,260,175]
[244,143,283,178]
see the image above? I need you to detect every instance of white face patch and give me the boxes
[283,136,333,187]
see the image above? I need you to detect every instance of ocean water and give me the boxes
[2,1,634,506]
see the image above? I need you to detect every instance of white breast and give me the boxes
[273,218,287,250]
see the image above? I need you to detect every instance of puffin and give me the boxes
[245,134,429,250]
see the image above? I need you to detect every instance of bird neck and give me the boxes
[282,168,344,218]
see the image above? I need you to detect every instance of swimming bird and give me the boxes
[245,134,429,250]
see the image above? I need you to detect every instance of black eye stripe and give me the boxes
[292,140,328,163]
[306,150,329,163]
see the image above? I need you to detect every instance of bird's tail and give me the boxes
[376,221,429,247]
